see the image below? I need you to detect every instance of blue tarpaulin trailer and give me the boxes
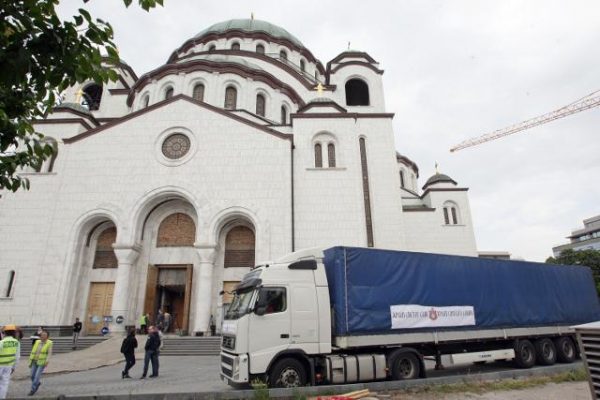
[323,246,600,337]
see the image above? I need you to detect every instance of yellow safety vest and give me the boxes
[29,340,53,366]
[0,337,19,366]
[139,315,146,325]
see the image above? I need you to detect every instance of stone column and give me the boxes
[192,244,217,335]
[110,244,141,333]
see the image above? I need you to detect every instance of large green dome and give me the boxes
[194,19,305,48]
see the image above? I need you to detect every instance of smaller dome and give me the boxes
[54,102,92,115]
[310,97,335,103]
[423,173,457,189]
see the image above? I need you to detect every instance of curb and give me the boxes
[9,362,583,399]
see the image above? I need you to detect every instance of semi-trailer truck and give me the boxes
[220,246,600,388]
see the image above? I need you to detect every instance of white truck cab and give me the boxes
[220,248,331,386]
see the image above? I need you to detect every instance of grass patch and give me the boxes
[396,368,587,396]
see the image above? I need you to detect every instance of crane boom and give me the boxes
[450,89,600,152]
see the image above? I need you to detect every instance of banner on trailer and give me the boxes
[391,304,476,329]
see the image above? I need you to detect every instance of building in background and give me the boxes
[553,215,600,257]
[0,19,478,335]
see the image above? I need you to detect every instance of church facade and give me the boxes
[0,19,477,335]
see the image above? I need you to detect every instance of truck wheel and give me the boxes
[268,358,307,388]
[554,337,577,363]
[390,352,420,380]
[513,339,535,368]
[534,338,557,365]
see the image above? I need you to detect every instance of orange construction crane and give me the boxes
[450,89,600,152]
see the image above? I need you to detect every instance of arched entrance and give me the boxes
[138,200,198,335]
[70,218,119,335]
[214,219,256,333]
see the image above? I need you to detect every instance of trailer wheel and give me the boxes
[554,336,577,363]
[514,339,536,368]
[390,352,420,380]
[534,338,557,365]
[268,357,307,388]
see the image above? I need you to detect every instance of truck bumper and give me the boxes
[220,351,249,384]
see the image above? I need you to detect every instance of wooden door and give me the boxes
[85,282,114,335]
[144,265,159,320]
[182,265,193,333]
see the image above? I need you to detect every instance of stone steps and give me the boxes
[18,336,222,357]
[20,336,108,355]
[160,337,221,356]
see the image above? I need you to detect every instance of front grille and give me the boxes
[222,335,235,350]
[221,354,233,366]
[222,366,232,377]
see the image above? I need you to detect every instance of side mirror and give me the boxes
[254,306,267,316]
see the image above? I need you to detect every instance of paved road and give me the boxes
[6,356,583,398]
[8,356,230,398]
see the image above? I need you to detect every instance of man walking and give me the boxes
[120,328,137,379]
[0,325,20,399]
[28,330,52,396]
[72,318,82,350]
[140,326,160,379]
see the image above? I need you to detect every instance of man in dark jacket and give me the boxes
[140,326,160,378]
[120,328,137,379]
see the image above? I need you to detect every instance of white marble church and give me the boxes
[0,19,477,335]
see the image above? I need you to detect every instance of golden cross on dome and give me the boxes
[75,89,84,103]
[316,83,324,96]
[435,162,440,174]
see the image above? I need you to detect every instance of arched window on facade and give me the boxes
[224,86,237,109]
[208,44,216,52]
[345,78,370,106]
[164,87,174,100]
[400,170,405,188]
[192,83,205,102]
[279,50,288,62]
[256,44,265,54]
[93,227,118,268]
[142,95,150,108]
[83,83,103,111]
[224,226,255,268]
[38,137,58,173]
[256,94,266,117]
[280,105,288,124]
[327,143,336,168]
[157,213,196,247]
[300,60,306,72]
[314,143,323,168]
[4,270,15,298]
[231,42,240,50]
[443,202,460,225]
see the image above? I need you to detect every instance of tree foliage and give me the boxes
[0,0,162,191]
[547,249,600,294]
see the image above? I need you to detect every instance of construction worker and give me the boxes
[28,330,52,396]
[0,324,21,399]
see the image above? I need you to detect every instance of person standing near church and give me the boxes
[163,311,171,333]
[72,318,82,350]
[0,325,20,399]
[140,326,160,379]
[139,313,147,334]
[28,330,52,396]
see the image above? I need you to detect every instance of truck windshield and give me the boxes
[224,289,255,320]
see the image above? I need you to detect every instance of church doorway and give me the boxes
[144,265,192,334]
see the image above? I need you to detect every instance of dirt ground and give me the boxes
[385,381,591,400]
